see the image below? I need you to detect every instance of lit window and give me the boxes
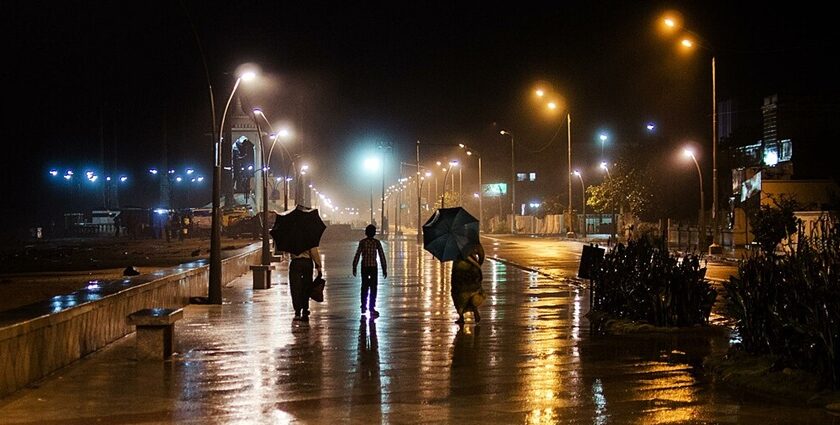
[516,173,527,182]
[529,172,536,181]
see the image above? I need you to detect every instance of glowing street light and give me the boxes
[599,133,608,159]
[459,143,483,231]
[683,148,705,248]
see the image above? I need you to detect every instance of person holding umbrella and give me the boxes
[422,207,485,325]
[270,205,328,322]
[289,246,322,322]
[451,242,485,324]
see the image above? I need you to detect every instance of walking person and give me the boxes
[451,242,486,325]
[353,224,387,318]
[289,246,322,322]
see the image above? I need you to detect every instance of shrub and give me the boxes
[724,218,840,388]
[591,238,717,327]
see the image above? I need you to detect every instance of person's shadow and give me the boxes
[357,318,381,384]
[449,324,483,406]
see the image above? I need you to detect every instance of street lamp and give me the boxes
[251,108,272,271]
[599,133,608,159]
[683,148,705,249]
[440,160,458,208]
[573,170,586,238]
[364,156,381,224]
[600,161,617,243]
[499,130,515,233]
[539,91,574,237]
[661,14,720,254]
[459,143,482,231]
[209,69,256,303]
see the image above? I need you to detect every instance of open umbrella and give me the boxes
[270,205,327,255]
[422,207,480,262]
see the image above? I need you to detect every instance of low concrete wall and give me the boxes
[0,243,261,398]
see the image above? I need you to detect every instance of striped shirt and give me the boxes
[353,238,386,270]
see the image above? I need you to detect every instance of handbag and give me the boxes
[310,277,325,302]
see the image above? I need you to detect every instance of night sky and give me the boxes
[4,1,838,234]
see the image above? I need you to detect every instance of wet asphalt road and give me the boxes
[0,236,834,424]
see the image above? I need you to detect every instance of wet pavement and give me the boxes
[0,237,835,424]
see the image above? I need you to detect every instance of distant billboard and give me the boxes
[740,171,761,202]
[482,183,507,197]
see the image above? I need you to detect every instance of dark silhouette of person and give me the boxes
[451,242,485,324]
[288,246,322,321]
[352,224,387,318]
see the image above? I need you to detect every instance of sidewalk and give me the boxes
[0,239,829,423]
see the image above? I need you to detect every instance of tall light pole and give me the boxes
[364,156,380,224]
[251,108,271,269]
[500,130,515,233]
[573,170,586,238]
[441,160,458,208]
[210,69,255,303]
[599,133,608,159]
[662,15,720,253]
[684,148,705,248]
[416,140,422,243]
[601,161,616,243]
[253,113,295,210]
[543,97,574,237]
[459,144,482,231]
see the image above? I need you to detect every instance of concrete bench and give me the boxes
[126,308,183,360]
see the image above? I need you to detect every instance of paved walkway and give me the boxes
[0,239,833,423]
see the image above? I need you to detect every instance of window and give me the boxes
[529,172,536,181]
[516,173,527,182]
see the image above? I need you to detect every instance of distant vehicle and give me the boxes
[192,208,212,230]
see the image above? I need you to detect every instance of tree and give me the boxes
[586,158,654,220]
[749,195,799,254]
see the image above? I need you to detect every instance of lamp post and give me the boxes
[542,98,574,237]
[684,148,705,249]
[416,140,422,243]
[601,161,617,244]
[663,15,720,253]
[364,156,380,224]
[250,108,271,269]
[500,130,515,233]
[459,144,482,231]
[210,69,255,303]
[573,170,586,238]
[441,160,458,208]
[599,133,607,160]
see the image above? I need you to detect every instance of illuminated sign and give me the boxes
[482,183,507,197]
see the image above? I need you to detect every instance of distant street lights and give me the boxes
[683,148,705,248]
[573,170,586,238]
[499,130,515,233]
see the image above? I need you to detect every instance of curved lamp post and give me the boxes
[600,161,617,243]
[684,148,705,249]
[662,15,720,253]
[459,143,483,231]
[210,69,256,303]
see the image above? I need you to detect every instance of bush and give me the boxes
[724,218,840,388]
[591,238,717,327]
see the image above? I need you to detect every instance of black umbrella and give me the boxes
[422,207,480,262]
[270,205,327,255]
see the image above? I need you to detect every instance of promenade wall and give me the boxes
[0,243,261,398]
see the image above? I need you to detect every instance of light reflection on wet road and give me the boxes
[0,237,834,424]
